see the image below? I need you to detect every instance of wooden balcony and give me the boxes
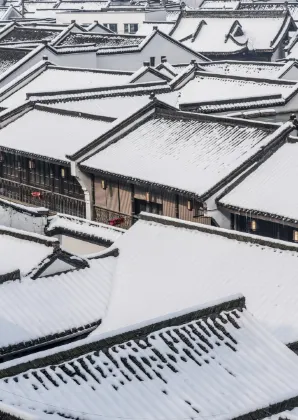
[0,177,86,218]
[94,206,137,229]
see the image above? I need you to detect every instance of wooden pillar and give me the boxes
[175,194,179,219]
[131,183,135,216]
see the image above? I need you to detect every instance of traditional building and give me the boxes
[169,10,296,61]
[1,293,298,420]
[69,100,295,227]
[217,139,298,244]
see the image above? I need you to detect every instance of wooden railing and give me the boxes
[94,206,137,229]
[0,177,86,218]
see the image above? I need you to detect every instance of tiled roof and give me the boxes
[2,296,298,420]
[81,107,290,199]
[171,11,294,54]
[0,47,29,75]
[0,252,116,359]
[47,90,179,118]
[0,226,58,277]
[200,0,240,9]
[0,65,132,108]
[56,33,144,48]
[0,27,61,44]
[178,72,297,106]
[0,105,113,163]
[46,213,125,245]
[55,1,109,9]
[94,214,298,345]
[200,61,286,78]
[218,141,298,224]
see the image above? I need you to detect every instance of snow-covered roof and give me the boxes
[46,213,125,245]
[178,72,297,107]
[0,226,58,277]
[200,0,240,9]
[0,105,112,163]
[171,11,295,54]
[0,26,62,44]
[200,60,289,78]
[0,252,116,358]
[0,64,132,108]
[55,1,109,9]
[0,47,29,76]
[81,106,292,199]
[2,295,298,420]
[218,141,298,224]
[95,213,298,345]
[55,32,144,48]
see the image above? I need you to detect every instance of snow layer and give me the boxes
[219,142,298,222]
[172,15,289,53]
[0,228,56,276]
[82,113,284,197]
[0,68,131,108]
[97,216,298,344]
[202,61,285,78]
[0,108,111,162]
[47,213,125,242]
[179,74,296,105]
[136,22,175,36]
[0,255,116,349]
[2,306,298,420]
[51,91,179,118]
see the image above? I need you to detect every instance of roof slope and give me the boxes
[2,297,298,420]
[171,12,294,54]
[0,226,57,277]
[0,65,132,108]
[81,107,290,199]
[0,105,112,162]
[56,32,144,48]
[95,214,298,345]
[218,141,298,223]
[0,48,29,75]
[0,27,61,44]
[46,213,125,245]
[200,61,286,78]
[0,253,116,359]
[178,72,297,106]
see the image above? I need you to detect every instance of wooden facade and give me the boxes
[230,212,298,244]
[93,175,213,228]
[0,151,86,218]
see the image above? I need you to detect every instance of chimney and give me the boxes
[190,59,196,65]
[43,55,48,60]
[149,92,156,100]
[161,56,167,63]
[71,19,76,23]
[153,25,158,30]
[143,61,150,67]
[94,20,98,23]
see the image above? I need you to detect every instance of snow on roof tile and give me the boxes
[171,12,293,54]
[2,296,298,420]
[81,109,289,198]
[178,73,297,106]
[0,107,112,162]
[0,27,61,44]
[96,214,298,345]
[34,88,178,117]
[218,141,298,224]
[0,254,116,353]
[201,61,285,78]
[56,32,144,48]
[46,213,125,244]
[0,66,132,108]
[55,1,109,9]
[0,47,29,75]
[200,0,239,9]
[0,226,57,277]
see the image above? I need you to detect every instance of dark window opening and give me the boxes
[134,198,162,215]
[124,23,138,34]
